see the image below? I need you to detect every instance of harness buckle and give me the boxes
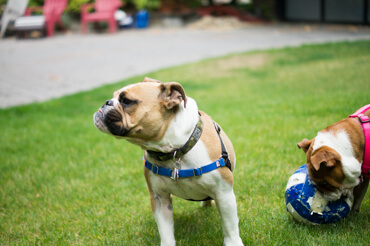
[151,164,159,174]
[193,167,202,177]
[359,115,370,124]
[171,168,179,181]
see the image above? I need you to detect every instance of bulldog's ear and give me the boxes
[161,82,187,109]
[311,149,339,171]
[142,77,161,83]
[297,138,312,153]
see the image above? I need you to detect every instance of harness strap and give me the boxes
[144,157,227,179]
[213,122,232,171]
[349,104,370,179]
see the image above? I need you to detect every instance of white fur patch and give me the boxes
[312,130,361,188]
[144,97,199,153]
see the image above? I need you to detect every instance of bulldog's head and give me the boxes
[93,77,187,148]
[297,133,361,200]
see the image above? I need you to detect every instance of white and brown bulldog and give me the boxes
[93,77,243,246]
[297,105,370,212]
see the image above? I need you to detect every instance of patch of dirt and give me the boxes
[185,53,270,79]
[187,16,252,31]
[216,53,269,70]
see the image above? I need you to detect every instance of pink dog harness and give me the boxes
[349,104,370,179]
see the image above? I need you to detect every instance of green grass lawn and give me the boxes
[1,40,370,245]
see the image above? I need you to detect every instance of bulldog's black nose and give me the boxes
[105,100,113,106]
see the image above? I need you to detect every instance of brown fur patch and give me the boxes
[307,145,345,193]
[199,111,234,185]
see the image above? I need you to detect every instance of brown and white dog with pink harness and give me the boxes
[93,78,243,246]
[297,104,370,212]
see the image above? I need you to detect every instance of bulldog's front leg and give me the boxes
[352,178,369,212]
[144,168,175,245]
[152,192,175,246]
[215,189,243,246]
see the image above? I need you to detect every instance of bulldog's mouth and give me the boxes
[94,110,111,135]
[321,188,353,201]
[94,108,129,137]
[312,180,353,201]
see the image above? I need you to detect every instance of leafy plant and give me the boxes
[129,0,160,10]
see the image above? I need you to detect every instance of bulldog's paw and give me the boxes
[224,237,244,246]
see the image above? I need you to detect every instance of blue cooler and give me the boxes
[136,10,149,28]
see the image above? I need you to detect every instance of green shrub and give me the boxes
[28,0,44,7]
[131,0,160,10]
[67,0,92,13]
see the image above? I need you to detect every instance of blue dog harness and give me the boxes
[144,114,232,181]
[144,156,227,180]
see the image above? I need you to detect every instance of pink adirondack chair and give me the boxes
[81,0,122,34]
[25,0,67,37]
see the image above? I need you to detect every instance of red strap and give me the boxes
[349,104,370,179]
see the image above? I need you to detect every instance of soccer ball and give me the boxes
[285,164,353,224]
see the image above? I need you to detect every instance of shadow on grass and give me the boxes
[138,201,225,245]
[174,203,224,246]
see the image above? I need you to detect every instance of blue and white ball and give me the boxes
[285,164,353,224]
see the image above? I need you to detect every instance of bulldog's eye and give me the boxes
[120,97,133,106]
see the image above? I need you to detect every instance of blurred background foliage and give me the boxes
[0,0,163,13]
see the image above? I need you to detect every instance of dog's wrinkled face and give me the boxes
[297,138,347,200]
[94,78,187,147]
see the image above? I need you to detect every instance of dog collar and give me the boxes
[144,156,226,181]
[147,114,203,162]
[349,104,370,179]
